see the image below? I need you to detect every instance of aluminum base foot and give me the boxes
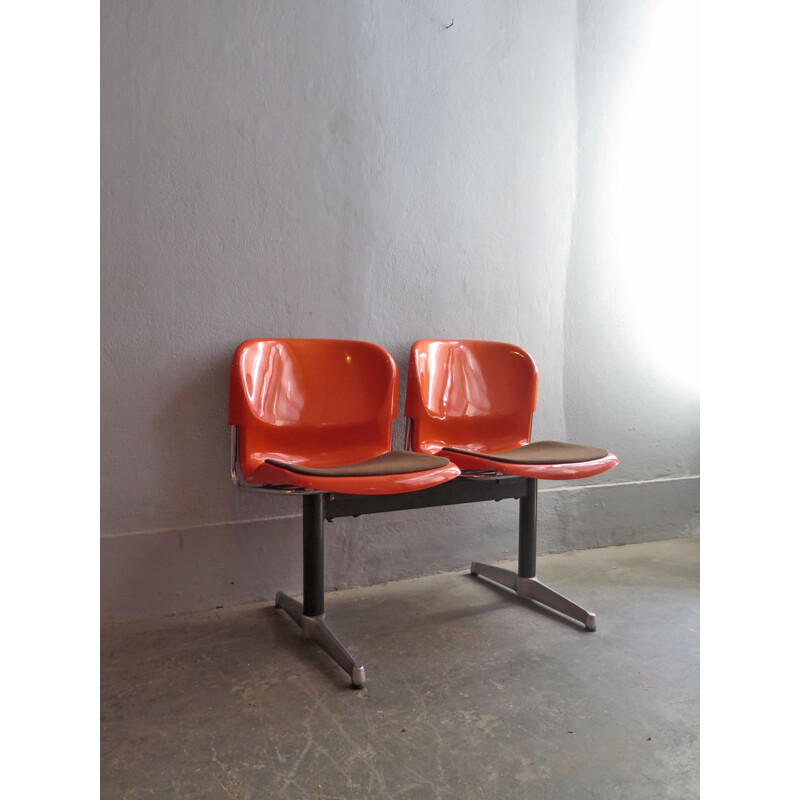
[275,592,366,688]
[469,562,597,631]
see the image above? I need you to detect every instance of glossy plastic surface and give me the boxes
[405,339,538,455]
[405,339,619,481]
[230,339,460,494]
[440,448,619,480]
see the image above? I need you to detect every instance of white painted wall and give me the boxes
[101,0,699,621]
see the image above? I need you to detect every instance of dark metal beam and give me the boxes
[302,493,325,617]
[324,475,529,520]
[518,478,538,578]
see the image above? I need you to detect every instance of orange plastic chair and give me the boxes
[405,339,619,479]
[405,339,619,629]
[229,339,460,687]
[230,338,460,495]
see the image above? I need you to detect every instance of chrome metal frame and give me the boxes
[230,426,316,494]
[403,417,414,450]
[274,593,366,688]
[468,478,596,630]
[274,494,366,688]
[271,477,596,689]
[467,564,597,631]
[235,424,597,689]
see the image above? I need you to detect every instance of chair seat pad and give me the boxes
[444,441,609,465]
[264,451,452,477]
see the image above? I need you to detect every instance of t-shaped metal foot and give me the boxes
[469,562,597,631]
[275,592,366,688]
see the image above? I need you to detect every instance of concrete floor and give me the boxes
[101,536,699,799]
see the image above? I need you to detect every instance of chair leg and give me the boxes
[516,577,597,631]
[468,560,516,589]
[275,593,366,688]
[275,494,366,688]
[470,478,597,631]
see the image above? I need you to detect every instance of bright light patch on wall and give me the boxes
[605,0,699,394]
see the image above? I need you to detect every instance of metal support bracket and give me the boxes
[273,474,597,689]
[275,592,366,688]
[468,562,597,630]
[469,477,596,630]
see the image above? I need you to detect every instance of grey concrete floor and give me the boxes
[101,536,699,799]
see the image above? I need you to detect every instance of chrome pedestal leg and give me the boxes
[468,563,597,630]
[274,493,366,688]
[275,592,366,688]
[470,478,597,631]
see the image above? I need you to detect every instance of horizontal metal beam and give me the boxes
[324,476,529,520]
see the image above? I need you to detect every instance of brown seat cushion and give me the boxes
[444,441,609,465]
[264,451,451,477]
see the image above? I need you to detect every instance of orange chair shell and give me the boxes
[439,448,619,480]
[405,339,618,481]
[230,339,460,494]
[405,339,538,455]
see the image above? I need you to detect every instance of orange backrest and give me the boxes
[230,339,399,467]
[405,340,538,454]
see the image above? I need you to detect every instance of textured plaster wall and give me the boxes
[101,0,699,621]
[564,0,699,486]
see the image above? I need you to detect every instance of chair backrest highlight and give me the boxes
[405,339,538,454]
[230,339,398,466]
